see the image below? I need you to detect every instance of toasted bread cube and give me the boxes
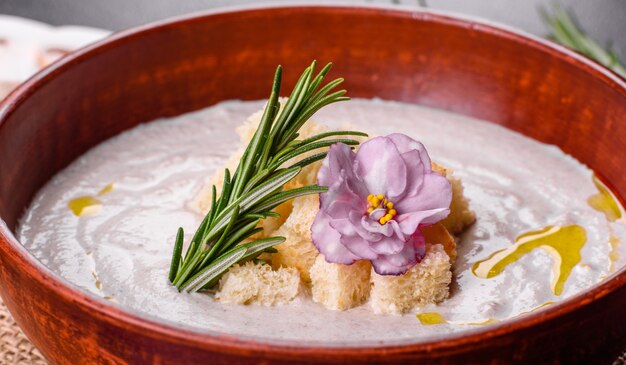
[422,223,457,261]
[431,162,448,176]
[309,256,372,310]
[441,174,475,235]
[432,162,475,235]
[370,244,451,314]
[218,261,301,306]
[271,194,320,282]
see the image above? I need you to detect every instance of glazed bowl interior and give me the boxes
[0,4,625,364]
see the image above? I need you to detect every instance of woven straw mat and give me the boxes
[0,300,46,365]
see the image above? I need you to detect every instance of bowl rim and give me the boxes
[1,2,625,357]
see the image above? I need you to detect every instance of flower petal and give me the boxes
[323,177,364,220]
[359,214,393,238]
[329,213,382,242]
[396,207,450,236]
[388,220,406,242]
[317,143,368,202]
[395,170,452,220]
[328,211,384,242]
[317,143,356,187]
[369,208,386,221]
[340,235,378,260]
[394,149,426,202]
[370,233,426,275]
[320,153,368,223]
[369,235,406,256]
[355,136,407,200]
[387,133,432,168]
[311,212,359,265]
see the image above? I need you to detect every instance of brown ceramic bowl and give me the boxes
[0,5,624,364]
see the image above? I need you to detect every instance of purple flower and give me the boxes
[311,134,452,275]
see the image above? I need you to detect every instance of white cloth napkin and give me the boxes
[0,15,110,99]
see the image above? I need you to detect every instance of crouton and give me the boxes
[271,194,320,282]
[441,174,475,235]
[218,261,301,306]
[422,223,457,261]
[309,256,372,310]
[370,244,451,314]
[431,162,448,176]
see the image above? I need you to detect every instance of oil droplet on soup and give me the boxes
[609,235,620,272]
[98,183,115,196]
[464,318,499,326]
[67,196,102,217]
[472,225,586,296]
[417,312,447,325]
[461,302,553,325]
[68,183,114,217]
[587,175,622,222]
[516,301,554,317]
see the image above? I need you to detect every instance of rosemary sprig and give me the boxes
[542,5,626,78]
[168,61,368,292]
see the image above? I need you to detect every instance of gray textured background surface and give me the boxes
[0,0,625,60]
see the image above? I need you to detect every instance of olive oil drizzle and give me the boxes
[416,312,447,325]
[609,235,620,273]
[465,318,499,326]
[587,175,622,222]
[517,301,554,316]
[472,225,587,296]
[68,196,102,217]
[98,183,115,196]
[421,175,623,327]
[417,302,554,326]
[67,183,115,217]
[585,175,624,272]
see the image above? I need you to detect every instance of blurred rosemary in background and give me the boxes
[414,1,625,78]
[542,5,626,78]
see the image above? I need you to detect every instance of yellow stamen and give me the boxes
[366,194,399,225]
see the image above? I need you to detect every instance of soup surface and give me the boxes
[17,99,626,345]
